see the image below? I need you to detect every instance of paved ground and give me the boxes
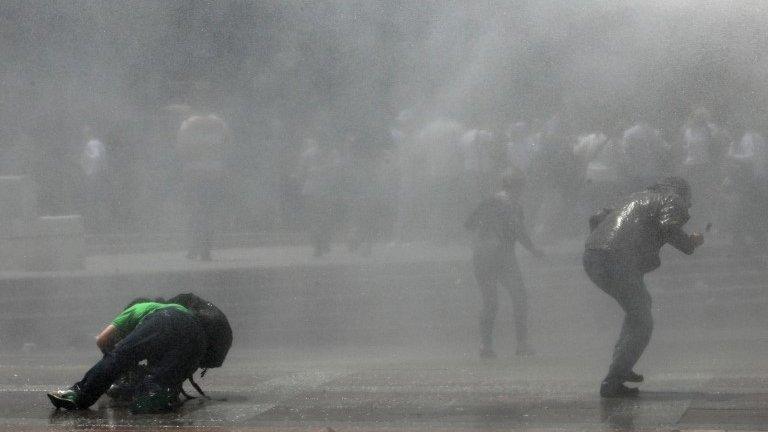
[0,238,766,431]
[5,340,768,432]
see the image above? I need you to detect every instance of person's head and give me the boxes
[652,176,691,208]
[501,165,526,195]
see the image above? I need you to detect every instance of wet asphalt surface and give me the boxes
[1,239,767,431]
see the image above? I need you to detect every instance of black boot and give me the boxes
[600,380,639,398]
[619,371,644,383]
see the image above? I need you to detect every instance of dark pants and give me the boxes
[185,177,224,259]
[473,247,528,350]
[306,195,338,256]
[583,249,653,381]
[74,309,206,408]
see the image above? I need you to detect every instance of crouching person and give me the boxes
[47,300,207,413]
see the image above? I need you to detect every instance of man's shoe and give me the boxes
[620,371,644,383]
[600,380,639,398]
[47,389,81,410]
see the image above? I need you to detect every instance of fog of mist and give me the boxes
[0,1,766,358]
[0,1,766,227]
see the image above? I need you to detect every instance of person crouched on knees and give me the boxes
[47,300,206,413]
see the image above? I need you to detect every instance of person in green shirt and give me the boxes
[47,300,207,413]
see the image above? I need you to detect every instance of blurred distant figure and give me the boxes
[679,108,730,228]
[726,129,768,249]
[574,131,624,224]
[459,128,496,200]
[299,138,342,257]
[465,167,543,359]
[584,177,704,397]
[420,118,465,243]
[527,115,582,241]
[80,126,109,233]
[176,113,228,261]
[391,109,421,243]
[619,121,672,194]
[505,121,538,175]
[342,132,380,257]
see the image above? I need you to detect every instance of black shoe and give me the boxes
[600,380,639,398]
[47,389,81,410]
[619,371,644,383]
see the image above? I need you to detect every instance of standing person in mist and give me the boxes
[176,112,228,261]
[465,167,544,359]
[583,177,704,397]
[619,121,673,194]
[726,128,768,249]
[299,137,342,257]
[79,125,109,233]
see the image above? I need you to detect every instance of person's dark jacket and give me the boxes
[465,191,534,254]
[585,186,696,273]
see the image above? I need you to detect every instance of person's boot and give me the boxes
[619,371,644,383]
[600,380,639,398]
[107,366,148,401]
[47,388,82,410]
[130,382,180,414]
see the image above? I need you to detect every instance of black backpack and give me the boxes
[167,293,233,369]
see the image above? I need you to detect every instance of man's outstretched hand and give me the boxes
[691,232,705,248]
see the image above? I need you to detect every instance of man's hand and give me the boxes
[690,232,704,248]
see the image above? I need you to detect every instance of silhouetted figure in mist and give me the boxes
[299,138,342,257]
[679,108,731,229]
[583,177,704,397]
[176,113,228,261]
[619,121,672,193]
[505,121,537,175]
[79,125,109,233]
[726,129,768,249]
[465,167,543,359]
[527,115,582,241]
[342,133,381,257]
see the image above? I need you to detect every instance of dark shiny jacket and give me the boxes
[585,186,696,273]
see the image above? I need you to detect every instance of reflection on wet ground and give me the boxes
[0,346,765,431]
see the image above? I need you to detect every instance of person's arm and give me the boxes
[96,324,119,353]
[665,228,703,254]
[509,204,544,258]
[659,196,704,254]
[517,228,544,258]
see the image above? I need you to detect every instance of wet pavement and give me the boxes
[0,338,765,432]
[0,239,766,431]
